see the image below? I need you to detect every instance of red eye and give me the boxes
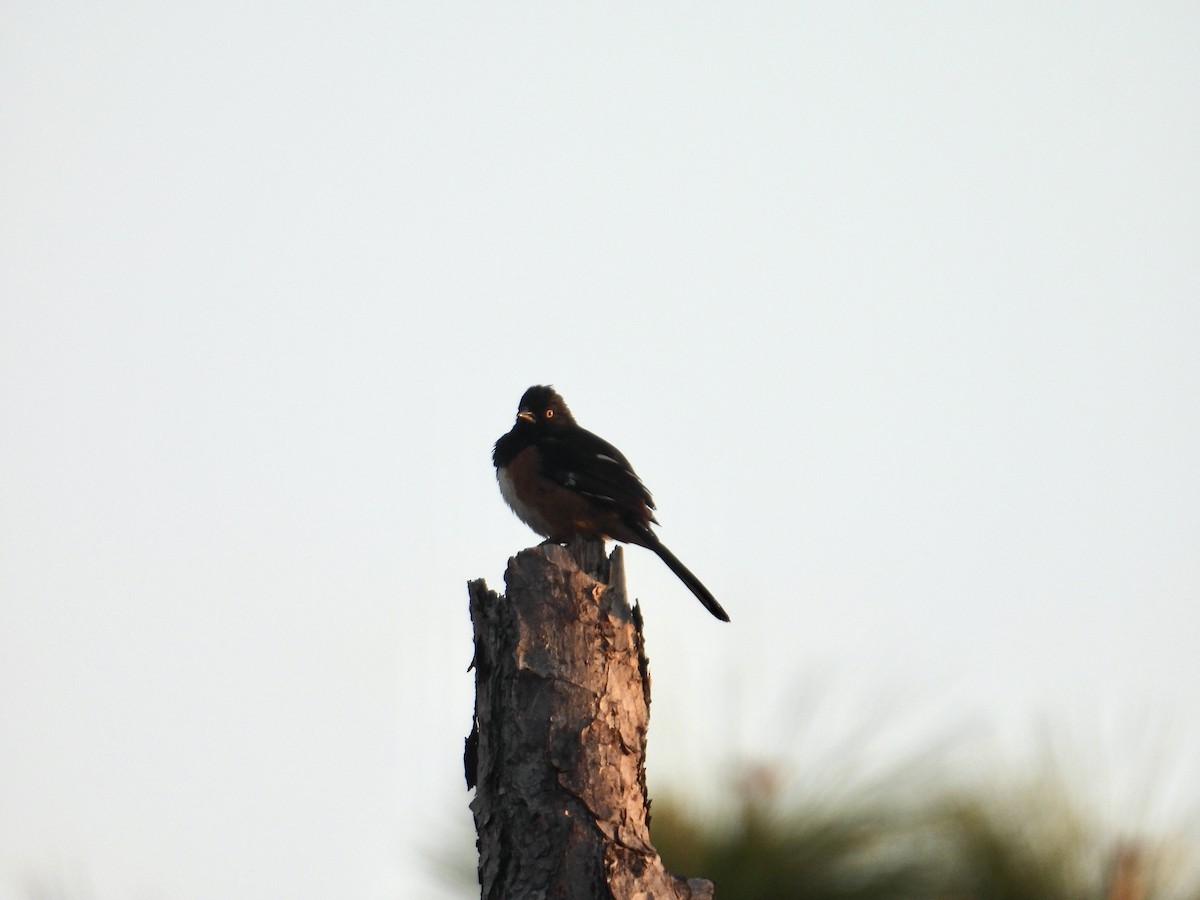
[545,409,554,418]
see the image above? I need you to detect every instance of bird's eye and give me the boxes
[545,408,554,418]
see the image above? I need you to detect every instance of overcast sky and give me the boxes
[2,4,1198,898]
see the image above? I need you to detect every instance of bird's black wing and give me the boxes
[536,425,657,518]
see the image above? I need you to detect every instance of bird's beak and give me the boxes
[516,410,535,423]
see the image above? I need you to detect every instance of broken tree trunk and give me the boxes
[465,540,714,900]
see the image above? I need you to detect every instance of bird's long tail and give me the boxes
[635,528,730,622]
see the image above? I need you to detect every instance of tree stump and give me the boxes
[466,540,714,900]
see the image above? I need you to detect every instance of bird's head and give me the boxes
[514,385,575,428]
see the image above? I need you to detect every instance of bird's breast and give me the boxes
[496,444,614,541]
[497,447,556,537]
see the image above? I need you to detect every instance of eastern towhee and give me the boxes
[493,385,730,622]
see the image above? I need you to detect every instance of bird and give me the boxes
[493,385,730,622]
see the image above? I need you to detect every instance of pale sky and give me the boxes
[2,4,1198,898]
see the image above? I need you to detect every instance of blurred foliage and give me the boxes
[650,761,1195,900]
[442,713,1200,900]
[441,756,1199,900]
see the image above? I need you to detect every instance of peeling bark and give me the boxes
[466,541,714,900]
